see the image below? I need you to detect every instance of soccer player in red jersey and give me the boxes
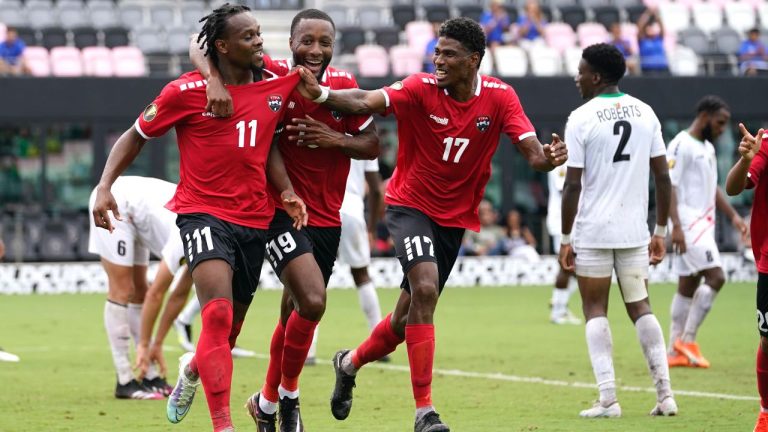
[296,17,567,431]
[91,5,307,432]
[725,123,768,432]
[192,9,379,432]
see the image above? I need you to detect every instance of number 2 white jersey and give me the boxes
[566,93,666,248]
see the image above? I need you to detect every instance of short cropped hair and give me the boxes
[290,9,335,38]
[695,95,730,115]
[582,43,626,85]
[439,17,486,63]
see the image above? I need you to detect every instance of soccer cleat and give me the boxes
[278,395,304,432]
[304,356,317,366]
[668,352,692,367]
[754,411,768,432]
[174,320,195,353]
[166,352,200,424]
[143,377,173,397]
[414,411,450,432]
[231,346,256,358]
[245,393,277,432]
[0,348,20,362]
[115,379,164,400]
[650,396,678,416]
[378,355,391,363]
[579,401,622,418]
[551,309,582,325]
[330,349,356,420]
[674,339,711,368]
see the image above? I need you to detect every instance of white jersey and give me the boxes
[667,130,717,241]
[546,164,567,236]
[566,93,666,248]
[111,176,178,256]
[340,158,379,216]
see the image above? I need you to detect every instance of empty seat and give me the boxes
[392,3,416,30]
[0,8,29,27]
[58,3,90,30]
[625,5,648,25]
[724,2,757,35]
[358,6,387,28]
[22,46,50,76]
[103,26,130,48]
[40,26,68,49]
[82,46,114,76]
[455,3,483,23]
[592,6,620,31]
[26,4,59,30]
[118,2,145,29]
[529,45,562,76]
[691,3,723,36]
[72,26,99,49]
[669,44,699,75]
[405,20,434,52]
[0,23,5,42]
[543,22,576,54]
[389,44,424,76]
[133,26,169,54]
[373,26,401,49]
[338,25,366,54]
[167,25,193,55]
[580,0,611,8]
[712,26,742,55]
[326,5,353,27]
[88,2,120,30]
[50,46,84,76]
[659,2,691,36]
[14,26,38,46]
[423,2,451,23]
[563,46,582,75]
[150,2,178,27]
[559,5,587,31]
[479,50,493,74]
[180,3,207,28]
[678,27,710,56]
[111,45,146,76]
[354,44,388,77]
[577,23,609,49]
[493,45,527,76]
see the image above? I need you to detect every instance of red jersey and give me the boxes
[135,70,300,229]
[747,133,768,272]
[381,73,535,231]
[262,58,373,227]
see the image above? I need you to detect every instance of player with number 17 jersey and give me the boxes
[381,72,535,232]
[135,69,301,229]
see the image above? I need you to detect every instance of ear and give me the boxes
[470,52,481,70]
[215,38,227,55]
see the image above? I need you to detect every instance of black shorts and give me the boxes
[176,213,267,306]
[266,209,341,286]
[386,205,465,294]
[757,272,768,337]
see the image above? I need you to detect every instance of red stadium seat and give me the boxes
[543,22,577,54]
[355,44,389,77]
[389,44,423,77]
[577,23,609,49]
[50,46,84,77]
[22,46,51,76]
[82,46,114,76]
[111,46,146,77]
[405,21,434,54]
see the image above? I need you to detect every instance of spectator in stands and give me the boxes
[497,209,540,261]
[637,8,670,76]
[0,27,29,76]
[610,23,639,75]
[739,28,768,76]
[424,21,441,73]
[516,0,547,47]
[461,199,505,256]
[480,0,511,52]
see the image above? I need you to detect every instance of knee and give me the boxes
[706,273,726,291]
[409,280,439,311]
[296,289,326,321]
[626,300,652,323]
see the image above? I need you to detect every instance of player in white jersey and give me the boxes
[0,237,20,363]
[558,44,677,418]
[666,96,748,368]
[546,165,581,325]
[88,176,180,400]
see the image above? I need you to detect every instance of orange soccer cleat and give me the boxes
[674,339,711,368]
[667,352,691,367]
[754,411,768,432]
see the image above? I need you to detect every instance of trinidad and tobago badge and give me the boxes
[268,95,283,112]
[331,111,342,121]
[476,116,491,132]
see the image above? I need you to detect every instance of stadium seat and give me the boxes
[423,2,451,23]
[150,2,178,27]
[724,2,757,35]
[389,44,423,76]
[392,3,416,30]
[103,26,130,48]
[529,45,561,76]
[678,27,710,56]
[40,26,68,50]
[50,46,84,76]
[118,2,146,29]
[111,46,146,77]
[167,25,194,55]
[659,2,691,36]
[625,5,648,25]
[82,46,114,76]
[559,5,587,32]
[675,0,702,11]
[26,3,59,30]
[577,23,609,49]
[580,0,611,8]
[546,0,573,9]
[132,26,169,55]
[454,2,484,23]
[326,5,353,27]
[0,23,5,42]
[691,3,723,36]
[405,21,435,53]
[39,222,78,262]
[58,2,90,30]
[21,46,51,76]
[14,26,38,46]
[72,27,99,49]
[542,22,576,54]
[592,6,620,31]
[373,27,401,50]
[669,44,699,75]
[0,8,29,28]
[711,26,742,56]
[180,2,207,28]
[338,25,366,54]
[493,45,527,77]
[354,44,388,77]
[88,2,120,30]
[358,6,387,28]
[563,46,582,75]
[478,50,493,75]
[758,4,768,34]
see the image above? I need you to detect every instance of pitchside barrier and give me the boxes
[0,253,758,295]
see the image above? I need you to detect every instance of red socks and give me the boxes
[261,320,286,403]
[196,298,234,431]
[406,324,435,408]
[352,313,405,369]
[757,345,768,410]
[280,311,318,392]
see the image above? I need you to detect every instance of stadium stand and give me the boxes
[103,26,130,49]
[669,44,700,76]
[21,46,50,76]
[111,46,146,77]
[691,2,723,36]
[358,6,388,28]
[592,5,620,30]
[559,5,587,31]
[39,221,78,262]
[391,3,416,30]
[563,46,582,74]
[72,27,99,49]
[529,45,561,76]
[423,2,451,23]
[493,45,528,77]
[58,2,91,30]
[0,7,29,28]
[88,1,120,30]
[82,46,114,76]
[338,25,366,54]
[543,22,576,54]
[355,44,389,77]
[14,26,38,46]
[389,44,423,76]
[40,26,68,50]
[405,20,434,52]
[577,23,609,49]
[454,2,483,23]
[50,46,84,76]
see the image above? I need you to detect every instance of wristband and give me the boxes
[653,224,668,237]
[313,86,330,103]
[560,233,571,245]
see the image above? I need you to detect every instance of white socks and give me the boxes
[668,293,692,353]
[104,301,133,385]
[127,303,159,379]
[585,317,616,406]
[551,287,570,318]
[259,393,278,414]
[178,296,201,326]
[278,385,299,400]
[635,314,672,402]
[307,326,319,359]
[682,284,717,343]
[357,281,382,331]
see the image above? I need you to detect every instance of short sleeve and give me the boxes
[564,112,584,169]
[667,137,686,187]
[341,74,375,133]
[263,55,290,76]
[364,158,379,172]
[748,134,768,188]
[381,74,424,117]
[134,82,187,139]
[501,87,536,143]
[649,115,666,158]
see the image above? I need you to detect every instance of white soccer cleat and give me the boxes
[551,309,583,325]
[231,346,256,358]
[650,396,678,416]
[166,352,200,424]
[0,348,20,362]
[580,401,621,418]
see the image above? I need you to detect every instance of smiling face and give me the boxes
[432,37,478,89]
[216,12,264,70]
[290,18,334,78]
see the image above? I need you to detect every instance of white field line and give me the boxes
[11,345,758,402]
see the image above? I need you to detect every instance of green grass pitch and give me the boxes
[0,282,759,431]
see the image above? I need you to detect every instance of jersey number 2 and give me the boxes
[612,120,632,163]
[442,137,470,163]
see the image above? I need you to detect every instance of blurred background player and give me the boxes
[559,43,676,418]
[666,95,748,368]
[546,164,580,325]
[295,17,567,432]
[87,176,176,400]
[725,124,768,432]
[0,237,20,363]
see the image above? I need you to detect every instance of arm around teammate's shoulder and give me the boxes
[295,67,386,115]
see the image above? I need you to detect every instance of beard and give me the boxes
[702,123,714,142]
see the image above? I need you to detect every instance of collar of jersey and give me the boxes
[596,92,625,98]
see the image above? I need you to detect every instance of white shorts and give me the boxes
[161,227,186,274]
[88,216,150,267]
[674,233,721,276]
[338,209,370,269]
[575,246,649,303]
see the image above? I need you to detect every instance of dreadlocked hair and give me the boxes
[197,3,251,63]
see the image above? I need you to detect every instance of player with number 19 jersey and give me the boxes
[135,69,300,229]
[566,93,666,248]
[380,72,535,232]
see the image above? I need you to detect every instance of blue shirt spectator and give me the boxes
[739,28,768,76]
[0,29,25,66]
[637,8,669,75]
[423,21,441,73]
[480,0,511,47]
[517,0,547,42]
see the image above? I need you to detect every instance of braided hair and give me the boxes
[197,3,251,64]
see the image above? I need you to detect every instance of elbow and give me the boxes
[363,140,381,160]
[725,183,740,196]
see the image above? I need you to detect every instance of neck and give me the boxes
[687,119,705,141]
[593,84,621,98]
[448,73,478,102]
[217,61,254,86]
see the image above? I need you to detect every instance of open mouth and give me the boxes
[304,58,324,74]
[435,69,447,80]
[252,49,264,65]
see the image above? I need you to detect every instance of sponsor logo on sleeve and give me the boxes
[476,115,491,132]
[143,103,158,122]
[668,159,676,169]
[268,95,283,112]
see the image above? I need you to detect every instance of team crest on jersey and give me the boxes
[331,110,342,121]
[390,81,404,90]
[668,159,676,169]
[143,103,158,122]
[476,116,491,132]
[268,95,283,112]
